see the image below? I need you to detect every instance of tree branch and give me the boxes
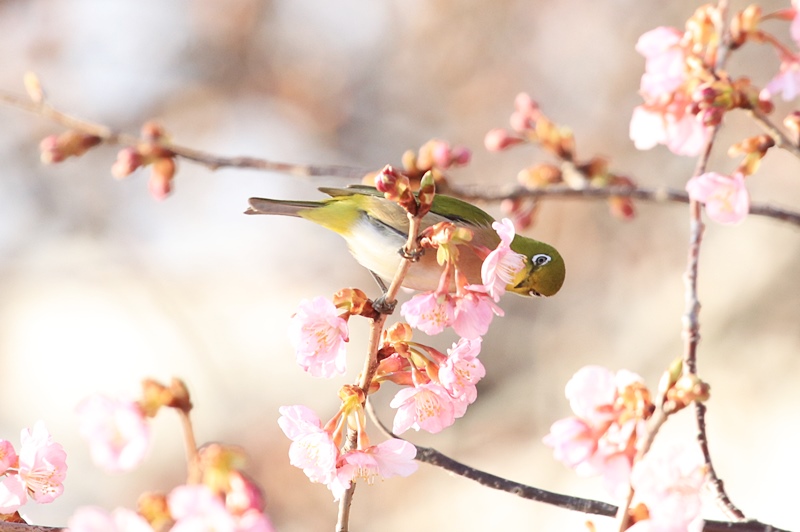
[0,89,366,178]
[3,88,800,227]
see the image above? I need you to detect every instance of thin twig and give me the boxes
[682,6,748,516]
[177,409,201,485]
[0,90,367,178]
[748,107,800,160]
[336,207,425,532]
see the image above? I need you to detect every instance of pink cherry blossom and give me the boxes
[629,444,707,532]
[390,382,456,434]
[542,417,598,472]
[630,104,710,157]
[76,394,151,472]
[439,338,485,416]
[452,286,504,340]
[630,106,668,151]
[289,296,349,378]
[481,219,526,301]
[565,365,618,424]
[236,510,275,532]
[277,404,323,440]
[400,291,455,335]
[277,405,338,485]
[17,421,67,504]
[225,471,265,516]
[0,440,17,475]
[685,172,749,225]
[169,484,237,532]
[631,25,713,158]
[67,506,154,532]
[545,367,651,498]
[0,475,27,513]
[762,58,800,101]
[366,439,418,479]
[636,27,686,100]
[331,439,418,501]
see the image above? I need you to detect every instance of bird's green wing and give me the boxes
[319,185,496,229]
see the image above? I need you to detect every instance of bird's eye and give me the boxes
[532,254,551,267]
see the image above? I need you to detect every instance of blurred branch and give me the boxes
[0,89,366,178]
[684,4,748,520]
[441,183,800,227]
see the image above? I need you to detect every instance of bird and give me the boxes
[245,186,565,297]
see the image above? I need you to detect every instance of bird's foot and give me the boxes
[372,295,397,315]
[398,246,424,262]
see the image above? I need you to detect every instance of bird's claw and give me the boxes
[372,295,397,315]
[398,247,424,262]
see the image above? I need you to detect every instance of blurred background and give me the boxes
[1,0,799,530]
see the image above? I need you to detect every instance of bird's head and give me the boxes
[506,236,566,297]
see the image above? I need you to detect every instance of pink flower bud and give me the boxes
[484,128,523,151]
[111,148,144,179]
[39,135,63,164]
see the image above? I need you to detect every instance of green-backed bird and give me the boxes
[245,186,565,297]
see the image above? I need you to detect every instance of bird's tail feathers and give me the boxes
[245,197,321,217]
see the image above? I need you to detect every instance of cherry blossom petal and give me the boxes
[686,172,749,225]
[0,475,27,514]
[17,421,67,504]
[565,366,617,424]
[481,219,526,301]
[452,287,503,340]
[289,297,349,378]
[390,383,456,434]
[0,440,17,476]
[169,484,237,532]
[76,395,151,472]
[400,292,455,335]
[67,506,154,532]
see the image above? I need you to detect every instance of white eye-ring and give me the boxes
[532,254,551,267]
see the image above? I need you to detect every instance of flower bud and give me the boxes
[225,470,265,515]
[148,157,177,200]
[137,491,170,531]
[40,131,101,164]
[24,71,45,104]
[484,128,524,151]
[383,322,413,345]
[111,147,144,178]
[517,164,562,188]
[417,171,436,217]
[333,288,371,317]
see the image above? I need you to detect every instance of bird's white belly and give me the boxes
[344,216,444,291]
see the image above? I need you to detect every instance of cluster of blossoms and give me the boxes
[543,366,654,499]
[362,138,472,191]
[379,327,485,435]
[485,93,637,228]
[110,121,178,200]
[544,365,710,530]
[400,217,523,339]
[630,4,800,225]
[67,452,273,532]
[68,378,274,531]
[278,402,417,501]
[0,422,67,515]
[282,168,527,498]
